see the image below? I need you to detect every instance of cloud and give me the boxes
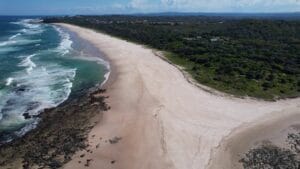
[127,0,300,12]
[128,0,159,10]
[60,0,300,14]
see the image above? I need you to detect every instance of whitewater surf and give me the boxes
[0,17,110,144]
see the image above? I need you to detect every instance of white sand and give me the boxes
[57,23,300,169]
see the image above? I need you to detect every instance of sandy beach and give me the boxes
[57,23,300,169]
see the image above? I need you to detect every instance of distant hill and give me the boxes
[133,12,300,20]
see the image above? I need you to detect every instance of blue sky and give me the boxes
[0,0,300,15]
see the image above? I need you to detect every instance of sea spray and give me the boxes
[5,78,14,86]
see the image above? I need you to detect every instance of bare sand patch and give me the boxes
[57,23,300,169]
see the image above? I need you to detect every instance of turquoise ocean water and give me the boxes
[0,17,109,144]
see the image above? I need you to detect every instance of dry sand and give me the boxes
[56,23,300,169]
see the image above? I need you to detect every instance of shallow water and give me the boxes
[0,17,109,144]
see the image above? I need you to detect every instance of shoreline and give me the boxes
[0,23,111,145]
[207,107,300,169]
[0,84,109,168]
[0,21,299,169]
[0,23,112,168]
[56,23,300,169]
[54,24,112,89]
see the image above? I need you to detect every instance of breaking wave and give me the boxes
[11,19,44,35]
[18,54,37,74]
[54,26,73,55]
[5,78,14,86]
[0,18,108,145]
[0,62,76,139]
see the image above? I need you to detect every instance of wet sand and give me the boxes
[208,108,300,169]
[57,23,300,169]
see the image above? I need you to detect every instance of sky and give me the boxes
[0,0,300,15]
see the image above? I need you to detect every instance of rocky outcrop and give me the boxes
[0,87,109,169]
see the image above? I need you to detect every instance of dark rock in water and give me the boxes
[16,87,26,92]
[25,102,40,113]
[23,113,32,119]
[5,99,16,107]
[1,107,12,114]
[42,107,55,113]
[0,87,109,169]
[14,85,29,95]
[0,131,15,146]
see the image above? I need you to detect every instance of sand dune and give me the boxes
[57,23,300,169]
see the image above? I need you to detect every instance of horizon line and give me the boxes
[0,11,300,17]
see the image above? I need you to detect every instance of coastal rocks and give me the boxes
[240,145,299,169]
[14,85,29,95]
[25,102,41,113]
[0,87,109,169]
[240,132,300,169]
[23,102,41,119]
[22,113,40,120]
[48,160,63,169]
[22,113,31,119]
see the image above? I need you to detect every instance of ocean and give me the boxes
[0,17,109,144]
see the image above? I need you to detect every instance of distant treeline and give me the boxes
[44,15,300,100]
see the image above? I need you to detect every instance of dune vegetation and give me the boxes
[45,15,300,100]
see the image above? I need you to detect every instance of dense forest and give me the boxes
[44,15,300,100]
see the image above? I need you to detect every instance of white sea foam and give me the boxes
[5,78,14,86]
[23,23,41,29]
[14,119,39,138]
[98,58,111,86]
[74,55,111,86]
[102,71,111,86]
[0,63,76,135]
[0,36,41,48]
[12,19,44,35]
[18,54,37,74]
[9,33,21,40]
[54,26,73,55]
[0,40,17,47]
[18,39,41,46]
[11,19,42,28]
[0,47,20,54]
[20,29,28,33]
[0,90,3,121]
[22,28,44,35]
